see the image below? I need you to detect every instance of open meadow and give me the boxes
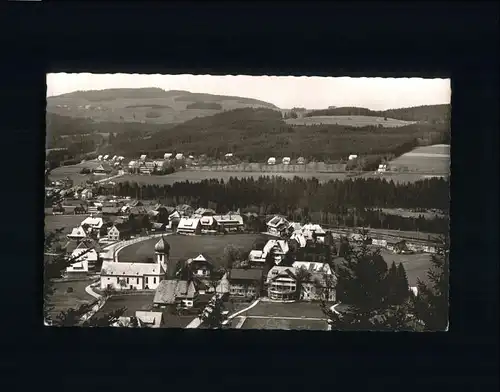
[45,214,89,235]
[48,279,96,320]
[387,144,450,174]
[118,233,265,265]
[285,115,416,128]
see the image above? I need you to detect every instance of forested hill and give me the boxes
[110,107,449,161]
[47,88,278,124]
[304,104,450,124]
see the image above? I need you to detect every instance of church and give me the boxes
[100,236,171,291]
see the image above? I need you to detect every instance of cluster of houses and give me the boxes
[267,157,306,165]
[98,233,337,314]
[127,153,190,175]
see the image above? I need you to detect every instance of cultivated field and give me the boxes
[285,115,416,128]
[48,279,96,319]
[387,144,450,174]
[117,233,264,265]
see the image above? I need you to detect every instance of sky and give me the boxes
[46,73,450,111]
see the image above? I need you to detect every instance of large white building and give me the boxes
[99,237,170,291]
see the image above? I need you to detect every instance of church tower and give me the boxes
[154,236,170,274]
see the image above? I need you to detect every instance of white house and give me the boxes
[377,164,387,173]
[301,223,327,243]
[266,266,297,301]
[297,157,306,164]
[266,215,290,236]
[97,155,103,161]
[213,214,244,232]
[267,157,276,165]
[282,157,291,165]
[372,238,388,247]
[103,155,109,161]
[225,153,233,158]
[67,226,87,241]
[164,153,173,159]
[348,154,358,160]
[100,237,169,290]
[263,239,290,265]
[66,241,100,274]
[176,217,201,235]
[292,261,333,275]
[140,154,147,161]
[175,153,184,160]
[81,189,93,200]
[199,216,219,233]
[249,250,266,264]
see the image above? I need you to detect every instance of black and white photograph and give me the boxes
[44,73,450,330]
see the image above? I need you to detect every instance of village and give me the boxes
[45,173,439,329]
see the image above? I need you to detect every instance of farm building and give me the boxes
[67,226,87,241]
[164,153,173,159]
[175,153,184,160]
[177,217,201,235]
[213,214,244,232]
[348,154,358,160]
[199,216,219,233]
[228,268,264,298]
[282,157,291,165]
[267,157,276,165]
[66,240,101,274]
[377,164,388,173]
[153,280,198,309]
[194,208,216,217]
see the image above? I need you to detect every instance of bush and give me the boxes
[66,287,74,293]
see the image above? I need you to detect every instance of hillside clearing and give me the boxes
[285,115,416,128]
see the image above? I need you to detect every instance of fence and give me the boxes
[186,163,347,173]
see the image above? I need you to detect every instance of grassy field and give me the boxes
[93,294,155,318]
[378,249,432,286]
[45,214,88,235]
[49,161,104,186]
[285,115,416,128]
[387,144,450,174]
[117,233,264,265]
[240,317,328,330]
[244,301,328,318]
[379,208,447,219]
[48,279,96,319]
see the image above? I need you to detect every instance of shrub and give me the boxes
[66,287,74,293]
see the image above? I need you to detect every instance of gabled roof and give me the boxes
[135,311,163,327]
[100,261,164,277]
[267,216,289,228]
[177,217,200,230]
[229,268,264,281]
[263,239,289,255]
[153,280,196,304]
[81,216,104,228]
[213,214,244,225]
[67,226,87,238]
[199,216,216,226]
[293,261,332,275]
[267,266,297,281]
[189,253,214,265]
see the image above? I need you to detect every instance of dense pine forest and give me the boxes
[100,176,449,234]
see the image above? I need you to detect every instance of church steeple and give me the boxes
[154,236,170,272]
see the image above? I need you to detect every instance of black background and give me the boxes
[0,2,498,390]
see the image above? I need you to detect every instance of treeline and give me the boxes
[304,104,451,124]
[100,177,449,233]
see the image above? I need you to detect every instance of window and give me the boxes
[126,278,129,284]
[117,278,119,283]
[145,277,148,284]
[153,277,157,284]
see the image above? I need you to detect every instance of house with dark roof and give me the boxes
[153,280,198,309]
[228,268,264,299]
[187,254,214,279]
[107,222,132,242]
